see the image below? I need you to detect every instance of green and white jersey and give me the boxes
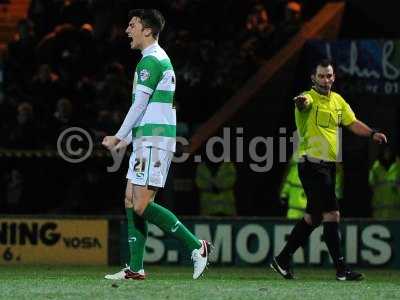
[132,43,176,152]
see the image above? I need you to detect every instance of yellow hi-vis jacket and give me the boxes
[369,158,400,219]
[195,162,236,216]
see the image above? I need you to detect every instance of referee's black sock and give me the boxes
[323,221,346,272]
[277,218,316,264]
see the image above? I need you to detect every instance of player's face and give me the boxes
[126,17,145,50]
[311,65,335,95]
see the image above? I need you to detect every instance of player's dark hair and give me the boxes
[312,58,334,75]
[128,9,165,39]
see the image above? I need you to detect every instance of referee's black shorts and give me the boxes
[298,156,339,223]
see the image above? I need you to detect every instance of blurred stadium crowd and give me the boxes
[0,0,317,149]
[0,0,329,215]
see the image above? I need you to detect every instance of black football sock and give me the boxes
[323,221,346,272]
[277,218,316,264]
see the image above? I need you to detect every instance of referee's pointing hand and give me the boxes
[293,95,310,110]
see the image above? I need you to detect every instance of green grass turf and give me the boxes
[0,266,399,300]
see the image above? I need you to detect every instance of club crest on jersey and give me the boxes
[140,69,150,81]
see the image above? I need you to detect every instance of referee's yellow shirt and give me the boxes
[295,88,356,162]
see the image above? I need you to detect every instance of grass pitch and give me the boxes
[0,266,399,300]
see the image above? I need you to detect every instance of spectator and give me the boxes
[95,62,130,111]
[73,75,97,121]
[90,0,114,40]
[369,146,400,219]
[30,64,62,119]
[60,0,92,27]
[7,102,40,149]
[274,1,303,45]
[53,97,74,130]
[6,19,37,87]
[76,23,98,76]
[242,0,275,61]
[45,97,76,147]
[28,0,61,38]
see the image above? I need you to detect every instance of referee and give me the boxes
[271,59,387,281]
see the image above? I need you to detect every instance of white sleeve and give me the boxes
[115,90,150,140]
[121,133,132,145]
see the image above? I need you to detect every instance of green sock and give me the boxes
[126,208,148,272]
[143,202,201,251]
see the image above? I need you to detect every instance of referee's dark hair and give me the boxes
[311,58,335,75]
[129,9,165,39]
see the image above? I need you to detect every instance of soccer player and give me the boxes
[102,9,210,280]
[271,59,387,281]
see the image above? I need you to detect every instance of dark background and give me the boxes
[0,0,399,217]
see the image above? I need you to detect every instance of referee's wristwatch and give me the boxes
[370,129,378,139]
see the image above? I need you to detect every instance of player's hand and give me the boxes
[372,132,387,144]
[293,95,310,110]
[114,139,129,150]
[102,136,120,150]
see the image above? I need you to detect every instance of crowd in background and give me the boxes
[0,0,324,215]
[0,0,309,150]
